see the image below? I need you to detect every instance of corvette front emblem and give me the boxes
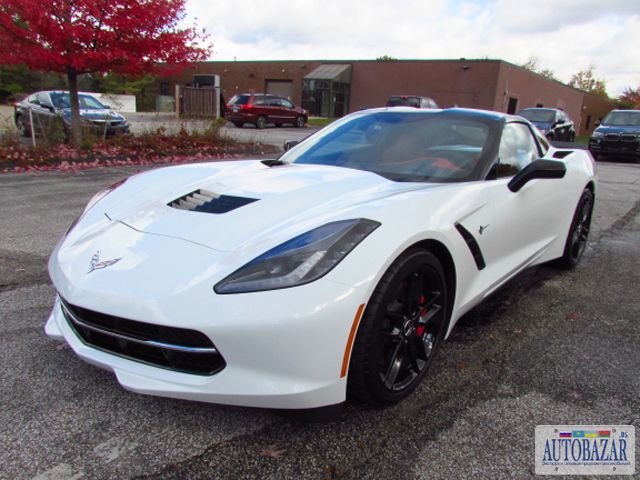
[88,250,121,274]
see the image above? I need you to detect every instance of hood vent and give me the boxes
[168,189,258,214]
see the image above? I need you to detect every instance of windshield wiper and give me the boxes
[261,159,287,167]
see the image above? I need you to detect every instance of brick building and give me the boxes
[160,59,614,136]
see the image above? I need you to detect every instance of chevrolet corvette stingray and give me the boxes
[45,108,596,409]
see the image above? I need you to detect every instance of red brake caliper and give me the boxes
[416,295,426,336]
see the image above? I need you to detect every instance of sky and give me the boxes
[184,0,640,96]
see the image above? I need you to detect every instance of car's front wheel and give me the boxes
[557,188,593,269]
[348,249,448,405]
[256,115,267,129]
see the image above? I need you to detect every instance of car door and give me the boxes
[279,98,297,123]
[486,122,567,284]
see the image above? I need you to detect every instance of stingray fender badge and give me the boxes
[88,250,121,274]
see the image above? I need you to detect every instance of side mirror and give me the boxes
[283,140,299,151]
[102,104,111,110]
[508,159,566,192]
[43,104,55,112]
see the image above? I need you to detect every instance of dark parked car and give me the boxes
[14,91,129,139]
[386,95,438,109]
[588,110,640,161]
[517,108,575,142]
[226,93,308,129]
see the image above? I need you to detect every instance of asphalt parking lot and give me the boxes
[0,157,639,480]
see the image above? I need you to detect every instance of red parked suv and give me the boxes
[226,93,308,129]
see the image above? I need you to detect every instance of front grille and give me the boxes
[60,297,225,376]
[605,133,620,141]
[168,189,258,214]
[620,134,636,143]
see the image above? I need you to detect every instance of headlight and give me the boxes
[591,130,604,139]
[214,218,380,294]
[66,178,127,235]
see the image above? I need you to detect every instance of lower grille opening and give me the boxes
[60,296,225,376]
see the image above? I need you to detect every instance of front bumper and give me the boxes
[47,227,366,408]
[589,137,640,158]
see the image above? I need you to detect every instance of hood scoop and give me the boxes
[168,189,258,214]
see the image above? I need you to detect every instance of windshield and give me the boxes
[281,111,494,183]
[50,93,105,110]
[387,97,421,107]
[602,111,640,126]
[518,109,555,123]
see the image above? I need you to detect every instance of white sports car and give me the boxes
[46,108,596,409]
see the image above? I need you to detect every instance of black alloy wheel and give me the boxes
[557,188,593,269]
[295,115,305,128]
[348,249,448,405]
[256,115,267,129]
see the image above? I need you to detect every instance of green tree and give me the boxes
[376,55,397,61]
[520,55,556,80]
[568,65,608,98]
[91,73,157,111]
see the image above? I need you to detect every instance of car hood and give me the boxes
[594,125,640,135]
[530,121,552,130]
[97,160,439,252]
[60,108,125,121]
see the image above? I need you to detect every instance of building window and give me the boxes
[536,103,543,108]
[159,81,170,96]
[507,97,518,114]
[585,115,591,130]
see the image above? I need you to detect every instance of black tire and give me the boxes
[233,121,243,128]
[568,132,576,143]
[295,115,305,128]
[348,249,448,405]
[275,123,282,128]
[556,188,594,269]
[16,115,31,137]
[256,115,267,129]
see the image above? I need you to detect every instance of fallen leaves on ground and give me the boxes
[259,445,286,459]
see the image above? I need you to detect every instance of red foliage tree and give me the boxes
[0,0,210,144]
[618,86,640,109]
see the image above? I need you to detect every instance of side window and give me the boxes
[281,99,294,109]
[36,92,51,106]
[496,123,538,177]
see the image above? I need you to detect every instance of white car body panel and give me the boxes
[46,109,596,409]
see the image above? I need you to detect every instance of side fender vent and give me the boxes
[455,222,486,270]
[168,189,258,214]
[552,150,573,159]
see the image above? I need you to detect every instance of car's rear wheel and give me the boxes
[295,115,305,128]
[348,249,448,405]
[557,188,593,269]
[16,115,31,137]
[256,116,267,129]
